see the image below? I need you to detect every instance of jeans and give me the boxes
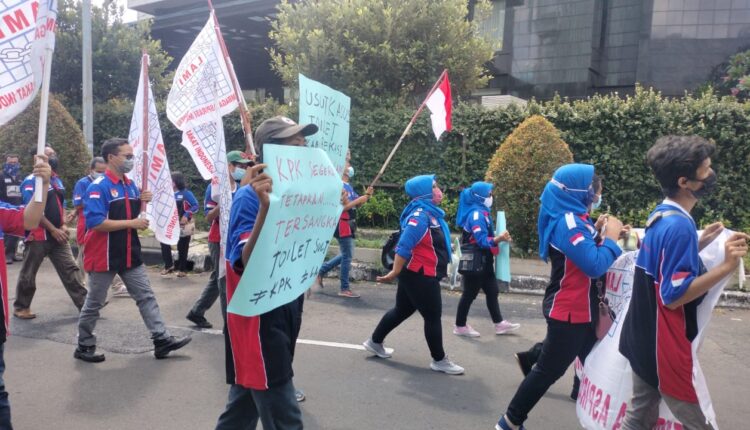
[190,242,227,322]
[215,380,303,430]
[160,236,192,272]
[77,264,169,346]
[0,343,11,429]
[371,269,446,361]
[455,265,503,326]
[319,236,353,291]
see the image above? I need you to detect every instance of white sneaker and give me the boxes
[430,356,464,375]
[495,320,521,335]
[363,338,392,358]
[453,324,481,337]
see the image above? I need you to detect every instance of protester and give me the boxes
[0,155,52,429]
[363,174,464,375]
[186,150,251,329]
[619,136,748,430]
[316,164,374,298]
[496,164,624,430]
[453,181,520,337]
[71,157,129,298]
[216,116,318,429]
[74,138,191,363]
[0,154,23,265]
[13,146,88,319]
[160,172,199,278]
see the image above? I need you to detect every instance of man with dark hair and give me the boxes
[0,154,23,264]
[13,146,88,319]
[215,116,318,429]
[74,138,191,362]
[619,135,748,429]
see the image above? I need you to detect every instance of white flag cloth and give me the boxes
[0,0,58,126]
[166,12,240,180]
[424,73,452,140]
[129,57,180,245]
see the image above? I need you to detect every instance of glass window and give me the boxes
[479,0,506,50]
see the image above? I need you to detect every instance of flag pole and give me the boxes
[141,49,150,191]
[34,39,55,202]
[368,69,447,188]
[207,0,256,157]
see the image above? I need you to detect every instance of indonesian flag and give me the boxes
[0,0,58,126]
[425,72,452,140]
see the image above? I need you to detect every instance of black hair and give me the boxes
[90,157,106,170]
[591,174,603,194]
[647,135,716,198]
[5,154,18,160]
[101,138,129,163]
[171,172,186,191]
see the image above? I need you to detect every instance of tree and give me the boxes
[485,115,574,254]
[722,49,750,99]
[269,0,495,104]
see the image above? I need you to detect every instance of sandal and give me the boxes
[177,271,187,278]
[161,267,174,276]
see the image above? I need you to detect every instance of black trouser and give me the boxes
[371,269,445,361]
[4,235,18,261]
[505,319,597,426]
[455,266,503,326]
[160,236,191,271]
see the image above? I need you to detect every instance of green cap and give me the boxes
[227,151,252,164]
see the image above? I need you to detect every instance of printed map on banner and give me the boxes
[205,117,232,280]
[299,74,350,176]
[129,59,179,246]
[576,231,734,430]
[227,144,343,317]
[0,0,57,126]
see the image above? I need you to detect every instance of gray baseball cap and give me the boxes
[254,116,318,146]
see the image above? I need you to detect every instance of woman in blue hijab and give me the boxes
[362,174,464,375]
[453,181,519,338]
[496,164,624,430]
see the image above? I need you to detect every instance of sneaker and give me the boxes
[514,351,534,377]
[111,284,129,297]
[153,335,192,359]
[495,320,521,335]
[338,289,360,298]
[430,356,464,375]
[362,338,392,358]
[74,345,105,363]
[496,415,526,430]
[295,389,306,402]
[186,311,213,329]
[453,324,481,337]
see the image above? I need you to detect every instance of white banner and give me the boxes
[576,231,734,429]
[0,0,57,126]
[129,56,179,245]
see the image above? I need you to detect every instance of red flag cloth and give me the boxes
[425,73,452,140]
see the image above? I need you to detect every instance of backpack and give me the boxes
[381,230,401,270]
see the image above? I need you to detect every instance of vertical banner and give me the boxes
[0,0,58,126]
[495,211,511,282]
[298,74,350,176]
[129,55,179,245]
[227,144,343,317]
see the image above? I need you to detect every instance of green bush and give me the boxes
[485,116,574,254]
[357,190,397,228]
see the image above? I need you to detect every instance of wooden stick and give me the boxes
[141,49,150,191]
[34,42,54,202]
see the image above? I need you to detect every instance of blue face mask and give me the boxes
[232,167,246,181]
[346,166,354,178]
[591,194,602,210]
[3,163,20,178]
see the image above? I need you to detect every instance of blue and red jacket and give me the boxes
[543,212,621,323]
[397,207,450,279]
[336,182,359,239]
[73,174,96,246]
[175,189,199,221]
[223,185,302,390]
[461,209,499,257]
[83,170,143,272]
[205,182,239,244]
[0,202,25,343]
[620,202,703,402]
[21,173,65,242]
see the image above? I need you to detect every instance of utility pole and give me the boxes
[82,0,94,155]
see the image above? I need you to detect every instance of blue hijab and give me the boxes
[400,174,452,254]
[537,164,595,262]
[456,181,493,228]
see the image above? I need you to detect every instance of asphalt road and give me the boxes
[4,260,750,429]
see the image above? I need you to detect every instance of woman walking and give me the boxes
[160,172,199,278]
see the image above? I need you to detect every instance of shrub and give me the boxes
[357,190,397,228]
[485,115,574,254]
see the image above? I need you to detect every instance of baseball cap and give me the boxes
[227,150,252,164]
[254,116,318,146]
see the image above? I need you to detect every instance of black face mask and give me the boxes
[690,170,717,199]
[48,157,59,172]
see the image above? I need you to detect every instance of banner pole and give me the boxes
[208,1,256,157]
[368,69,447,188]
[34,43,55,202]
[141,49,150,191]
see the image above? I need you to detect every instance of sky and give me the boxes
[92,0,139,23]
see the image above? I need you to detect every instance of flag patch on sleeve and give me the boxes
[472,226,482,233]
[23,186,33,191]
[89,191,101,199]
[408,218,419,227]
[671,272,690,288]
[569,232,584,246]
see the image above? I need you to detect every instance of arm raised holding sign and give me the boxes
[240,164,272,267]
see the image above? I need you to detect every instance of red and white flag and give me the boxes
[0,0,58,126]
[424,72,452,140]
[129,54,180,245]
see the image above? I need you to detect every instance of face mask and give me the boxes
[232,167,246,181]
[3,163,19,177]
[483,196,493,208]
[690,170,717,199]
[346,166,354,178]
[48,157,59,171]
[119,158,134,174]
[91,172,103,180]
[432,187,443,205]
[591,195,602,210]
